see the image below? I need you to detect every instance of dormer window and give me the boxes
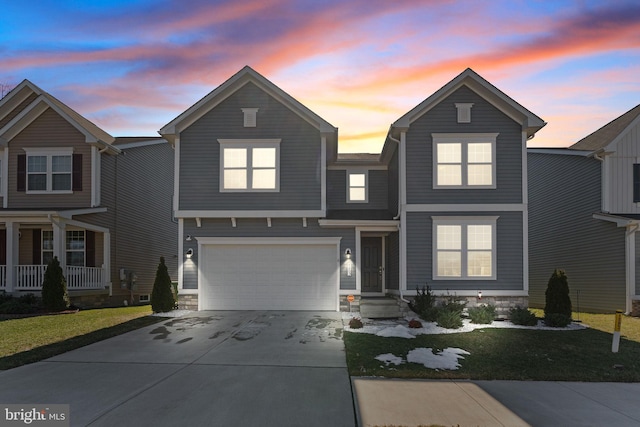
[242,108,258,127]
[455,103,473,123]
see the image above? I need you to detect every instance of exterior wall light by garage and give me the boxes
[345,248,352,259]
[186,248,194,258]
[185,235,192,241]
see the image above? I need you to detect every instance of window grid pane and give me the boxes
[468,251,492,277]
[224,169,247,189]
[437,143,461,163]
[468,164,492,186]
[52,174,71,191]
[252,169,276,189]
[52,155,71,172]
[437,225,461,250]
[437,165,462,186]
[349,187,366,201]
[437,252,461,277]
[468,143,492,163]
[467,225,492,250]
[28,174,47,191]
[223,148,247,168]
[252,148,276,168]
[27,156,46,173]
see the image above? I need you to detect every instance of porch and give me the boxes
[0,264,106,291]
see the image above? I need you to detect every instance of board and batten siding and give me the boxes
[181,218,355,291]
[405,211,524,292]
[178,82,322,211]
[528,152,626,313]
[7,108,92,208]
[606,120,640,214]
[326,169,388,210]
[405,86,523,205]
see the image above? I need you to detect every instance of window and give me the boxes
[433,133,498,188]
[24,148,73,193]
[433,217,497,280]
[347,171,368,203]
[66,230,85,267]
[42,230,54,265]
[218,139,280,192]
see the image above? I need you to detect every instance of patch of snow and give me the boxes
[151,310,193,318]
[407,347,470,371]
[376,325,416,339]
[375,353,404,366]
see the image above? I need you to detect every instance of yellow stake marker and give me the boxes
[612,310,622,353]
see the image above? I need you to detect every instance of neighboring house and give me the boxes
[161,66,545,312]
[529,104,640,315]
[0,80,176,306]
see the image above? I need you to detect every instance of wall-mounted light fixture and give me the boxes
[185,235,192,241]
[345,248,352,259]
[345,248,352,277]
[186,248,194,258]
[477,290,482,300]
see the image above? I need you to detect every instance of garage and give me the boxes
[198,237,340,311]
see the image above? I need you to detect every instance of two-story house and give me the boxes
[529,104,640,315]
[0,80,177,306]
[162,66,545,313]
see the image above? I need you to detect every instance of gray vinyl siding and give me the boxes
[405,86,523,204]
[7,108,92,208]
[386,231,399,290]
[326,169,388,210]
[388,148,399,215]
[83,142,178,296]
[528,152,626,313]
[636,237,640,296]
[179,82,322,211]
[181,218,355,290]
[406,211,524,291]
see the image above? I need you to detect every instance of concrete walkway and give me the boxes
[354,378,640,427]
[0,311,355,427]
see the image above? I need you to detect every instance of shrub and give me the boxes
[420,306,441,322]
[41,257,70,312]
[349,317,363,329]
[408,319,423,328]
[442,297,466,316]
[509,306,538,326]
[18,293,40,306]
[0,292,13,305]
[151,257,175,313]
[0,299,38,314]
[544,313,572,328]
[544,269,572,327]
[410,285,435,315]
[436,308,463,329]
[468,304,496,324]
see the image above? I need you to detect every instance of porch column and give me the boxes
[52,219,66,270]
[5,221,18,292]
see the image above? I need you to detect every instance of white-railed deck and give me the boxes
[0,265,106,291]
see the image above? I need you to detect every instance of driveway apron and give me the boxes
[0,311,356,427]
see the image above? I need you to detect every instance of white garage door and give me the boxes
[199,239,339,311]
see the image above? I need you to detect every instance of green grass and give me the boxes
[531,309,640,342]
[0,306,163,370]
[345,314,640,381]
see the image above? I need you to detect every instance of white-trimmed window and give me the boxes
[66,230,85,267]
[42,230,54,265]
[24,148,73,193]
[218,139,281,192]
[433,133,497,188]
[347,170,368,203]
[432,216,497,280]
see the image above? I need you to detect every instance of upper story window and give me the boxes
[22,148,74,194]
[218,139,281,192]
[347,170,368,203]
[432,133,498,189]
[433,216,497,280]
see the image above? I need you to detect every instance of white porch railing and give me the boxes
[13,265,106,291]
[0,265,6,289]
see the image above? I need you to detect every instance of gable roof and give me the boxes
[0,79,118,152]
[159,66,337,143]
[391,68,546,138]
[570,104,640,152]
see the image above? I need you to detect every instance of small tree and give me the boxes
[544,269,572,327]
[151,257,175,313]
[42,257,70,312]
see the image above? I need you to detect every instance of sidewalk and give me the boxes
[353,378,640,427]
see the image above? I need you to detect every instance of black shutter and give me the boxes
[634,164,640,203]
[17,154,26,192]
[0,229,6,265]
[72,154,83,191]
[86,230,96,267]
[32,229,41,265]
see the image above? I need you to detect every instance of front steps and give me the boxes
[359,297,406,319]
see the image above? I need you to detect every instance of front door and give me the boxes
[361,237,383,293]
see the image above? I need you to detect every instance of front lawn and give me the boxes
[345,314,640,381]
[0,305,163,370]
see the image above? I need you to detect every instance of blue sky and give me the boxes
[1,0,639,152]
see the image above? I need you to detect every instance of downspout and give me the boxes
[386,131,410,304]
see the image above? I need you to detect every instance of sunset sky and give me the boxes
[1,0,639,153]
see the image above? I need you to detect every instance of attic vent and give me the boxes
[242,108,259,127]
[455,103,473,123]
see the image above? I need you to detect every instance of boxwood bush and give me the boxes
[509,307,539,326]
[468,304,496,324]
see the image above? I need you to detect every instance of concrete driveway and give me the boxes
[0,311,356,427]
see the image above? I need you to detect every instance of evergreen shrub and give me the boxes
[509,307,538,326]
[151,257,175,313]
[41,257,70,312]
[468,304,496,324]
[544,269,572,327]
